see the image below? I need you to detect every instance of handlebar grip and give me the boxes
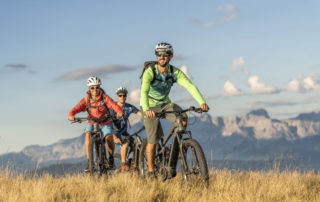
[71,119,81,124]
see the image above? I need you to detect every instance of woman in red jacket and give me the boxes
[68,76,123,172]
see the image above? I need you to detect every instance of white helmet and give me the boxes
[116,86,128,95]
[155,42,173,55]
[87,76,101,87]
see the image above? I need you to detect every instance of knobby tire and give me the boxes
[181,139,209,186]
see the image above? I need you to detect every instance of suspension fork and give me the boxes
[133,137,141,169]
[177,135,189,174]
[178,131,193,175]
[98,140,103,167]
[184,132,200,169]
[96,133,104,168]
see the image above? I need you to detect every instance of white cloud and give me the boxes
[192,4,240,28]
[288,80,304,93]
[180,66,193,80]
[231,57,250,76]
[248,75,277,94]
[224,80,243,96]
[127,88,141,105]
[204,4,240,28]
[303,76,320,91]
[218,4,239,21]
[232,57,245,71]
[220,4,237,12]
[287,74,320,93]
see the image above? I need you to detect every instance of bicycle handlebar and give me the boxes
[71,114,117,124]
[155,106,203,118]
[120,125,145,144]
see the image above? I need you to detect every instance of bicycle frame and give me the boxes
[154,114,193,179]
[153,106,208,179]
[72,116,115,175]
[139,106,208,183]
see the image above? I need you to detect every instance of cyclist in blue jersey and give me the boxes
[110,87,143,171]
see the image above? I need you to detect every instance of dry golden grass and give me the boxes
[1,169,320,202]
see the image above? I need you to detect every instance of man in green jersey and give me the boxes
[140,42,209,178]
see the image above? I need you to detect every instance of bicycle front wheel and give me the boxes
[138,139,148,177]
[138,139,163,178]
[88,137,99,175]
[132,143,141,172]
[112,153,122,173]
[181,139,209,186]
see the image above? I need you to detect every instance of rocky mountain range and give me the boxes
[2,109,320,173]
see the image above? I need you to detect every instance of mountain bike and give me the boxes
[72,115,120,176]
[139,106,209,186]
[114,126,145,172]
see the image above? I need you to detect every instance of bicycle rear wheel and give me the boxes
[181,139,209,186]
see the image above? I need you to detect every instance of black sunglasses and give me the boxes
[118,94,127,97]
[90,86,100,90]
[155,52,170,57]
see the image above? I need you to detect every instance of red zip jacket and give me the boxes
[69,90,122,126]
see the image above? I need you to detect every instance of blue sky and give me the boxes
[0,0,319,154]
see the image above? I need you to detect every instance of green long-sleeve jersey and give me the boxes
[140,64,206,111]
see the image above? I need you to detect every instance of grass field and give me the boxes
[1,169,320,202]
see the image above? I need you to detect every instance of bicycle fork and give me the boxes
[175,136,189,180]
[166,134,190,180]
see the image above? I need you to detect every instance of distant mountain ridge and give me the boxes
[1,109,320,172]
[293,111,320,122]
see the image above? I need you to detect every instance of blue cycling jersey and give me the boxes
[109,103,139,137]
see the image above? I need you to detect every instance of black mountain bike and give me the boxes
[72,116,120,176]
[114,126,145,172]
[139,106,209,185]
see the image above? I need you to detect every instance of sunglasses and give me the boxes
[118,94,127,98]
[155,52,170,57]
[90,86,100,90]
